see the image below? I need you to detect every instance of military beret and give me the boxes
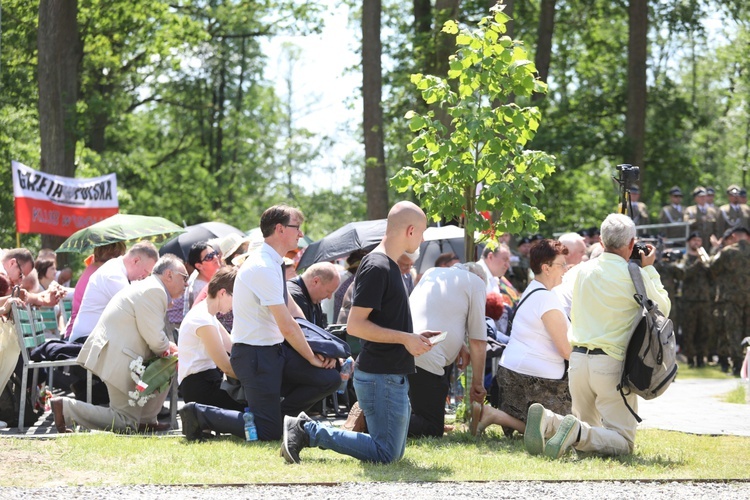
[587,227,600,236]
[727,184,741,196]
[668,186,683,196]
[692,186,707,197]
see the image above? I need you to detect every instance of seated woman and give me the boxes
[472,238,572,437]
[63,242,126,340]
[178,267,245,411]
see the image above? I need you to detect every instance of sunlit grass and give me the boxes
[676,361,736,380]
[1,427,749,487]
[722,383,747,404]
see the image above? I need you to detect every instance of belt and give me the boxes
[572,346,607,355]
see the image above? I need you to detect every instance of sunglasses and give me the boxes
[201,251,219,263]
[175,271,189,283]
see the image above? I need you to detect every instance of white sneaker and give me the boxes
[0,420,7,430]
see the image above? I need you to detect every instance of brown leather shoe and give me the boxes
[50,397,71,434]
[137,421,171,433]
[342,402,367,433]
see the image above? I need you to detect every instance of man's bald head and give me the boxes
[384,201,427,255]
[387,201,425,231]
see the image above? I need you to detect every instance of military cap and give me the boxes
[730,226,750,237]
[687,231,702,241]
[531,233,544,241]
[587,227,600,237]
[692,186,707,197]
[518,236,532,245]
[706,186,715,195]
[727,184,741,196]
[668,186,683,196]
[577,228,590,237]
[741,188,747,196]
[630,186,640,194]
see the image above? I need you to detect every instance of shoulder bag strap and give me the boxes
[506,286,547,336]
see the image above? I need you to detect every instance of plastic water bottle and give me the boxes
[340,357,354,381]
[243,408,258,442]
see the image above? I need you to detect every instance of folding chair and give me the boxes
[59,298,73,335]
[11,302,92,432]
[32,307,61,340]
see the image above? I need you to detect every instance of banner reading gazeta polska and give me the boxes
[12,161,119,237]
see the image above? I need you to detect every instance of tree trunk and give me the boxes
[362,0,389,219]
[625,0,647,182]
[532,0,556,102]
[413,0,432,74]
[37,0,80,251]
[434,0,460,77]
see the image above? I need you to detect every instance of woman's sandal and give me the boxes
[469,402,484,436]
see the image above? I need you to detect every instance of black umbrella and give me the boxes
[159,221,245,261]
[298,219,387,269]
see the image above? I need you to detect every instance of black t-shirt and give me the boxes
[351,252,414,374]
[287,276,326,328]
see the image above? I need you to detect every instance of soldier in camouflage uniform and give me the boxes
[680,233,713,368]
[709,226,750,375]
[654,253,682,339]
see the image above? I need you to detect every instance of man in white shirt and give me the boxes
[69,241,158,343]
[179,205,336,441]
[525,214,670,460]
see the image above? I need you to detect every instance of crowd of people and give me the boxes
[0,186,748,461]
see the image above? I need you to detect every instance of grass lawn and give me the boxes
[1,426,749,487]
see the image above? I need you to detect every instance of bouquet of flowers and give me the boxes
[128,355,178,407]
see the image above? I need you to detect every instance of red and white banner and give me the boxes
[12,161,119,237]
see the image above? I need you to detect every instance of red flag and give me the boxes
[12,161,119,237]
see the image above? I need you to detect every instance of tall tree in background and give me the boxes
[363,0,389,218]
[532,0,556,101]
[37,0,81,250]
[625,0,648,181]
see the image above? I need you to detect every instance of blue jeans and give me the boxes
[306,369,410,463]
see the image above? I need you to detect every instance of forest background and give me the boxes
[1,0,749,255]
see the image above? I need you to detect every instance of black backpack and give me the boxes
[617,262,678,422]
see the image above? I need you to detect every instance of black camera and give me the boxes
[616,164,640,190]
[661,249,682,263]
[630,241,648,261]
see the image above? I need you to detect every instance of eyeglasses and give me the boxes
[284,224,301,230]
[174,271,189,283]
[201,251,219,263]
[549,262,567,268]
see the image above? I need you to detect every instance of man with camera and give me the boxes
[524,214,670,459]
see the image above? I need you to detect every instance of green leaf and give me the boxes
[442,20,459,35]
[456,34,473,46]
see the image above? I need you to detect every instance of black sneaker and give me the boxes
[281,412,311,464]
[178,403,203,441]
